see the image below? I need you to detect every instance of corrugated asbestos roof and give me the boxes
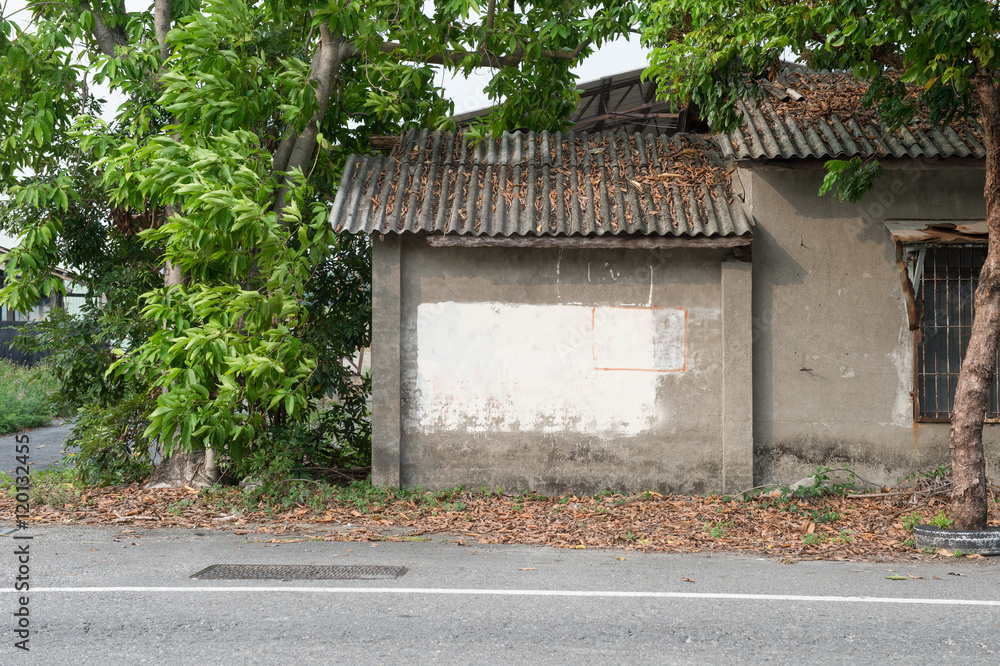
[721,68,987,161]
[331,129,751,238]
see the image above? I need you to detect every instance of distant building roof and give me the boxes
[453,68,693,135]
[0,245,76,281]
[720,67,987,161]
[332,129,751,239]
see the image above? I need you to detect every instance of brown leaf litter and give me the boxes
[4,476,998,562]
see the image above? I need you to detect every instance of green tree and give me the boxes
[644,0,1000,529]
[0,0,637,485]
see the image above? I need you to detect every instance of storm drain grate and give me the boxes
[191,564,408,580]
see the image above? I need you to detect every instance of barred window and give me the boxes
[916,245,1000,421]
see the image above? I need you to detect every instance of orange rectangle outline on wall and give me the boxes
[591,306,687,373]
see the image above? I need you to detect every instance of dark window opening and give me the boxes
[916,245,1000,421]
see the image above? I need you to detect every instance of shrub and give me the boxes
[63,389,156,486]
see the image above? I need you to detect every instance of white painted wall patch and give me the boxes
[415,302,687,435]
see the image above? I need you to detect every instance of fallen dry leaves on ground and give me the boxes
[4,480,996,562]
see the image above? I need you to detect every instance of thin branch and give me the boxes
[305,138,323,181]
[485,0,496,34]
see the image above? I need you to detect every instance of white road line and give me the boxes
[3,587,1000,606]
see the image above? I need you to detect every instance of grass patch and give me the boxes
[0,359,60,436]
[1,465,82,508]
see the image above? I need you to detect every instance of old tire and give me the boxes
[913,525,1000,555]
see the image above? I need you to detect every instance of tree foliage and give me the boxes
[0,0,638,479]
[643,1,999,197]
[643,0,1000,529]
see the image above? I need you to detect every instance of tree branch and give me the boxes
[274,23,350,218]
[154,0,171,62]
[804,31,906,72]
[270,28,592,216]
[541,40,592,61]
[80,0,127,57]
[485,0,496,34]
[870,45,904,71]
[270,131,298,178]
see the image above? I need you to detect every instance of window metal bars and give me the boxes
[916,245,1000,421]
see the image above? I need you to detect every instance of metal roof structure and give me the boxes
[884,220,987,244]
[332,128,751,239]
[720,68,987,161]
[453,68,692,136]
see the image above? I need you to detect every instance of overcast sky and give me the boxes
[0,3,648,249]
[447,36,649,115]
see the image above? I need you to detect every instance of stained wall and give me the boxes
[372,235,753,494]
[745,158,1000,486]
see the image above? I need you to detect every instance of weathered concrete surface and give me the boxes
[721,258,753,492]
[372,237,745,495]
[746,159,1000,486]
[372,236,402,487]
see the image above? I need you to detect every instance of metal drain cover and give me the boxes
[191,564,408,580]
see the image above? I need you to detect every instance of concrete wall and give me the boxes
[744,158,1000,486]
[370,158,1000,495]
[373,235,753,495]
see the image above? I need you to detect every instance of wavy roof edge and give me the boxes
[332,128,753,239]
[719,68,987,161]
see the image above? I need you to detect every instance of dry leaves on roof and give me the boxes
[361,130,738,235]
[771,70,882,126]
[747,69,984,151]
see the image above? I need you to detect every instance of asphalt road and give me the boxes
[1,419,74,476]
[2,425,998,663]
[2,525,1000,664]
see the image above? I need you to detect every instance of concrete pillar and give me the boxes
[372,235,402,487]
[721,256,754,493]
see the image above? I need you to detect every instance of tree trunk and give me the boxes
[145,449,219,488]
[144,252,221,488]
[948,75,1000,530]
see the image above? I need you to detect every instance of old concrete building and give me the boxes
[331,66,1000,495]
[333,130,754,494]
[722,67,1000,489]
